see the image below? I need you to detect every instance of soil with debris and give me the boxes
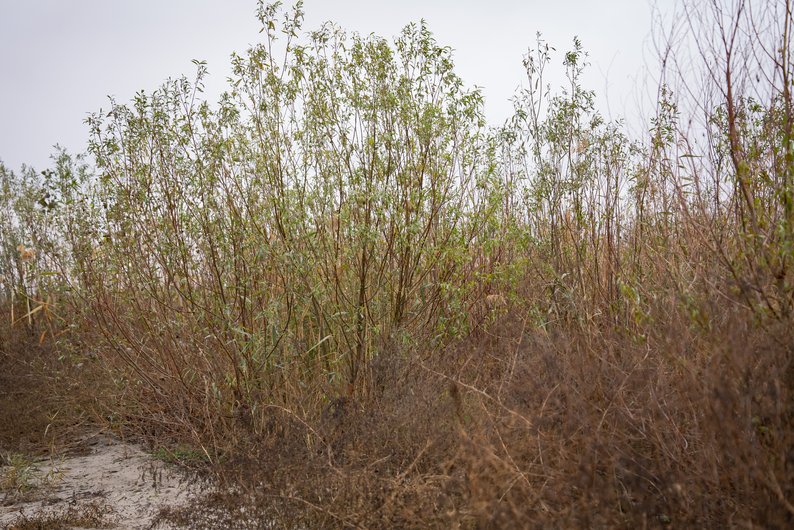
[1,433,205,529]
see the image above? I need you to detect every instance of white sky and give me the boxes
[0,1,672,172]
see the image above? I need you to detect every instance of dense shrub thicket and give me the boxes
[2,1,792,527]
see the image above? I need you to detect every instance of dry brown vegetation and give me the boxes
[5,502,112,530]
[1,0,793,527]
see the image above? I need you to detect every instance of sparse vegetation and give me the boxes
[1,0,793,527]
[152,445,212,468]
[4,501,113,530]
[1,454,40,497]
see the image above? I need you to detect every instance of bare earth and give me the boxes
[1,433,202,529]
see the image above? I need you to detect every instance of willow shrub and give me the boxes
[77,2,511,440]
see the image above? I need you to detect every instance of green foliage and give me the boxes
[68,1,497,414]
[0,453,39,494]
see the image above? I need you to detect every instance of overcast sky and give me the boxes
[0,1,672,172]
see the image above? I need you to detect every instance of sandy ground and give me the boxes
[1,433,204,529]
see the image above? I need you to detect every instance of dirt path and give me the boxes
[1,433,204,529]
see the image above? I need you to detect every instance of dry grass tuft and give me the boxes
[4,501,113,530]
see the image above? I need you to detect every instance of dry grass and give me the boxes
[4,501,113,530]
[0,320,109,458]
[146,299,793,529]
[4,303,791,528]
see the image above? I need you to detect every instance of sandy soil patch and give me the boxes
[1,433,204,529]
